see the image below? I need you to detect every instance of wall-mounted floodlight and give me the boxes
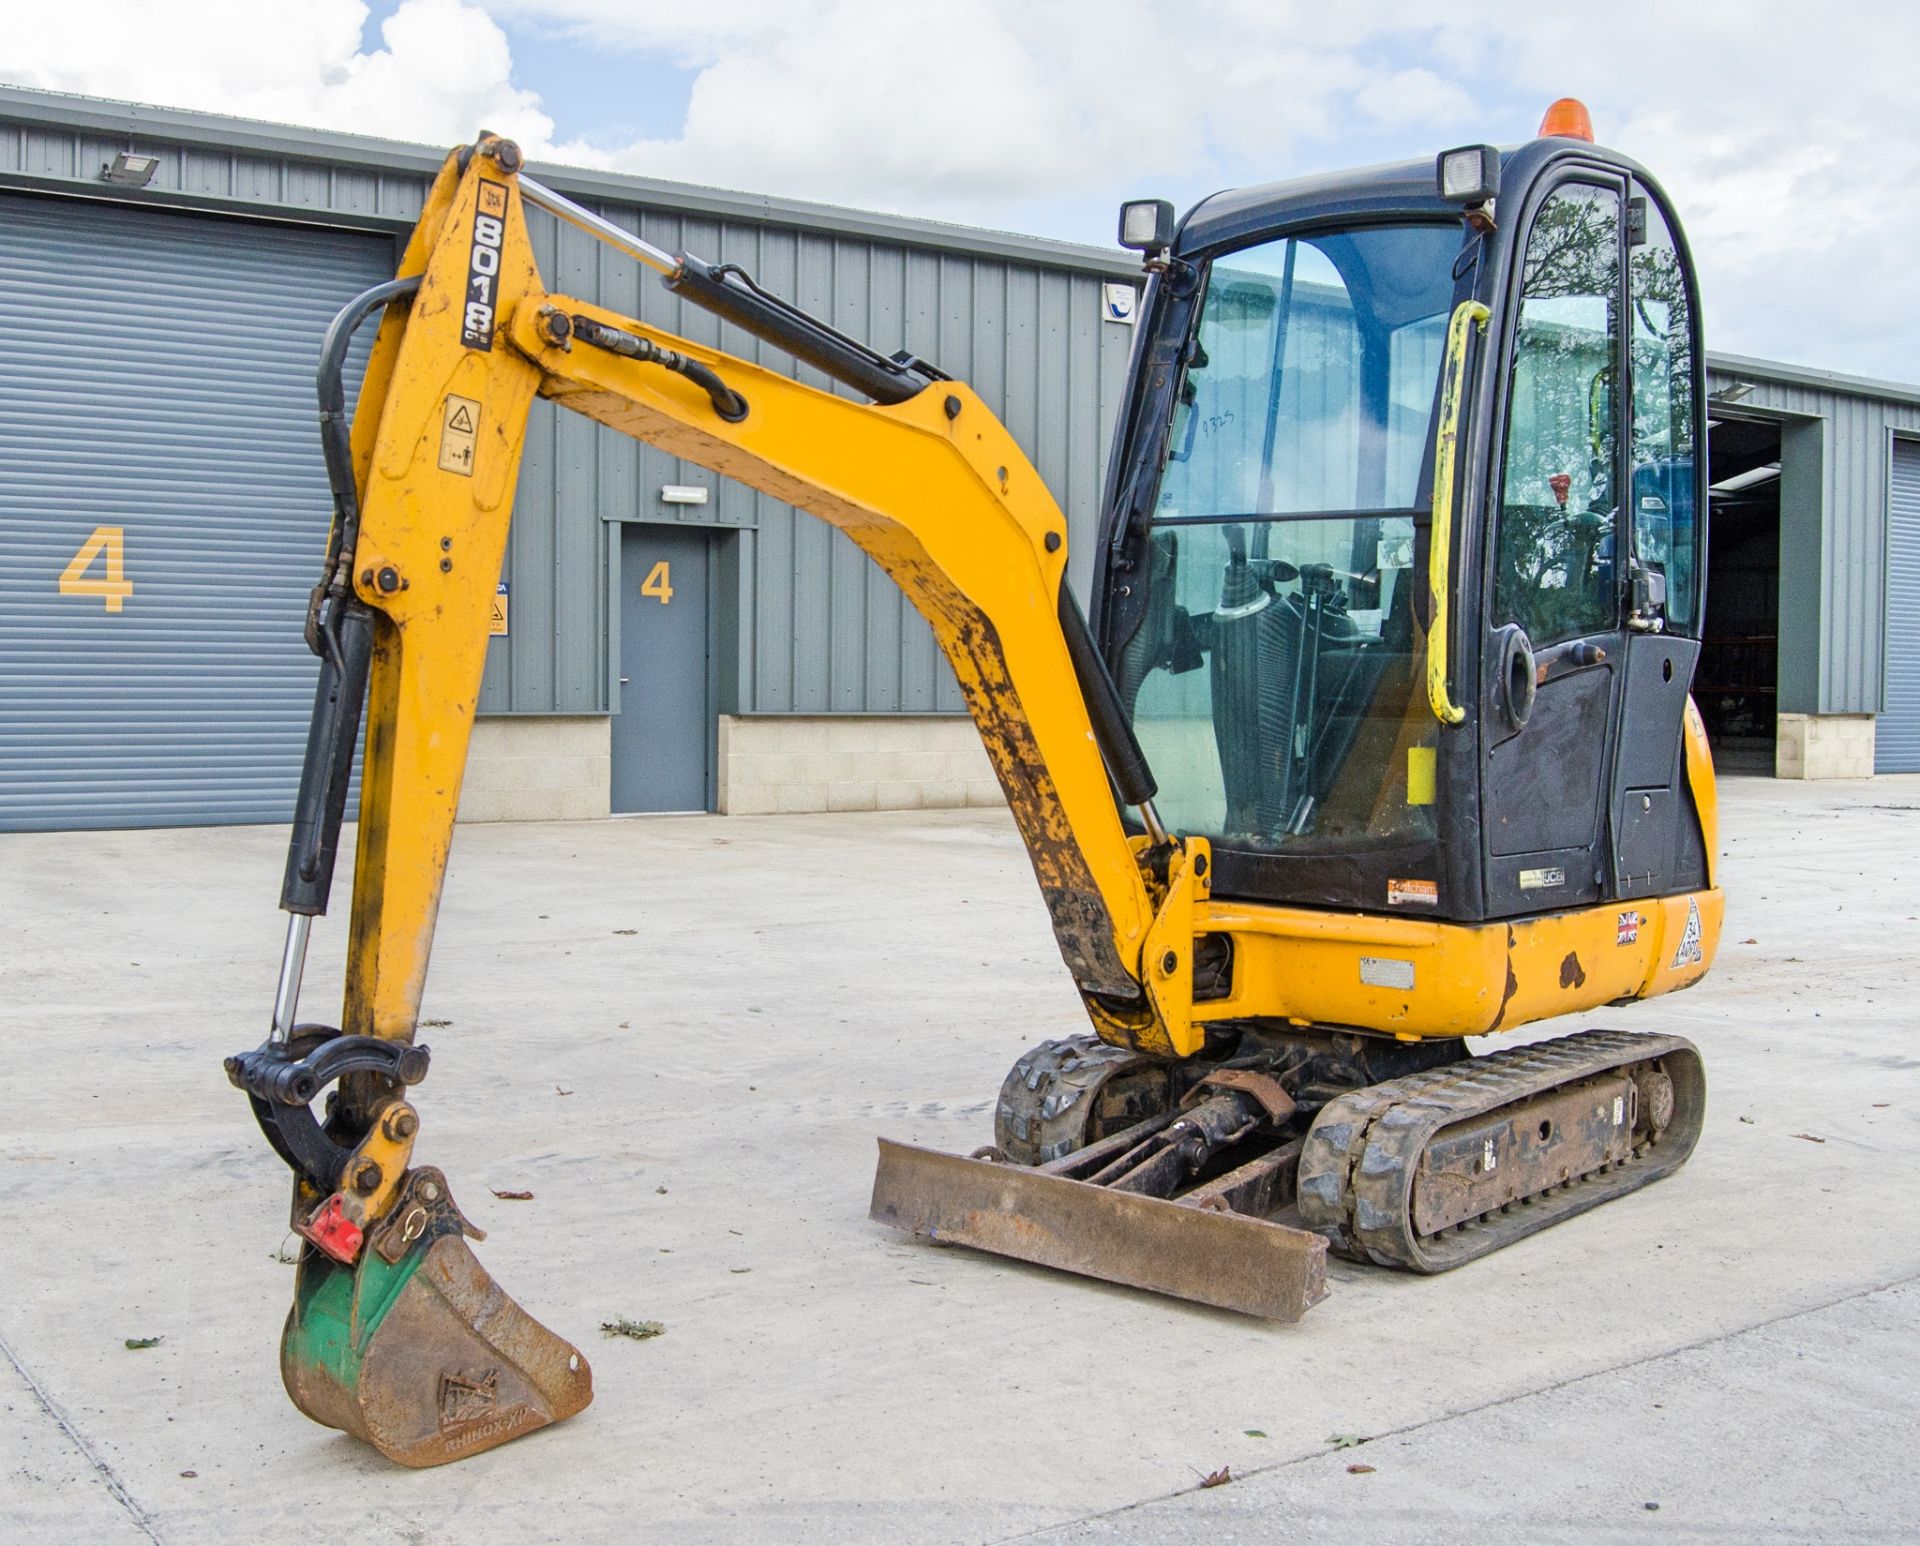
[661,485,709,505]
[101,152,160,187]
[1117,199,1175,259]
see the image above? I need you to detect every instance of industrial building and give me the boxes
[3,85,1918,834]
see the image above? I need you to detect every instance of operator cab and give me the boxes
[1098,104,1710,925]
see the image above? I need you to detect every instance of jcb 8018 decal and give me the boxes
[462,181,509,350]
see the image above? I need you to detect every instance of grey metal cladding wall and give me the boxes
[0,193,394,830]
[1705,362,1920,714]
[481,199,1140,716]
[1,97,1141,721]
[1881,438,1920,771]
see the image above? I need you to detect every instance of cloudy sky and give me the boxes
[6,1,1915,379]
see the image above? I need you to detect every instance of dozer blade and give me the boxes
[280,1168,592,1468]
[870,1138,1328,1321]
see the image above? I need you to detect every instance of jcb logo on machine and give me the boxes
[461,180,509,351]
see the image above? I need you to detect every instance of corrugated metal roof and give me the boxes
[0,84,1139,278]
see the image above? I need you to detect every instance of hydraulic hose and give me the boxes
[1058,585,1158,813]
[280,276,420,917]
[313,276,423,610]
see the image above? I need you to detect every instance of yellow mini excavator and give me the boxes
[226,97,1719,1466]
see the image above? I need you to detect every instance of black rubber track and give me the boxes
[1296,1028,1706,1273]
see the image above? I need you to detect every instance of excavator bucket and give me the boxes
[279,1168,592,1468]
[870,1139,1329,1321]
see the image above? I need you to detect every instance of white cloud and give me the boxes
[505,0,1920,375]
[1354,68,1475,128]
[2,0,1916,376]
[0,0,556,152]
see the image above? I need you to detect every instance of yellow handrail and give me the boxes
[1426,299,1490,726]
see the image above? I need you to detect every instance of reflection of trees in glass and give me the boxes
[1520,191,1618,303]
[1494,186,1621,645]
[1626,198,1698,627]
[1630,240,1693,460]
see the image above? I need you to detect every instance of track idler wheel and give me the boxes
[279,1167,592,1467]
[993,1034,1173,1164]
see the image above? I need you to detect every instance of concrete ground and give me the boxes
[2,777,1917,1544]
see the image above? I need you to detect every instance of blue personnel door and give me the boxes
[613,524,711,812]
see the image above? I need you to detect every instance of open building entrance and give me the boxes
[1698,415,1783,774]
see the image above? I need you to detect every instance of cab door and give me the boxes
[1479,174,1629,917]
[1606,183,1707,899]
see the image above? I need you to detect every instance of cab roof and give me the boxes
[1174,138,1645,256]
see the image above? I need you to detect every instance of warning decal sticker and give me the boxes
[1670,898,1704,969]
[439,395,481,476]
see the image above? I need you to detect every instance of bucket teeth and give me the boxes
[279,1167,592,1467]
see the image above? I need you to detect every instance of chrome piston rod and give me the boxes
[270,913,312,1045]
[517,174,681,277]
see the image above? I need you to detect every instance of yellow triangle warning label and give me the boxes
[438,395,481,476]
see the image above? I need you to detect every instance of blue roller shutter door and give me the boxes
[1879,438,1920,771]
[0,193,393,830]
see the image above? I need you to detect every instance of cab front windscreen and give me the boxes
[1113,223,1461,854]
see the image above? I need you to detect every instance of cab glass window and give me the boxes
[1119,224,1462,856]
[1154,227,1458,521]
[1627,187,1700,632]
[1493,182,1622,646]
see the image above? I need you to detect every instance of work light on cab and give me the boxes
[1436,144,1500,206]
[1117,198,1175,258]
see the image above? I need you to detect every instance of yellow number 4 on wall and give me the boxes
[60,525,134,613]
[641,559,673,604]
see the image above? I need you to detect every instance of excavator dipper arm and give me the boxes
[227,137,1219,1467]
